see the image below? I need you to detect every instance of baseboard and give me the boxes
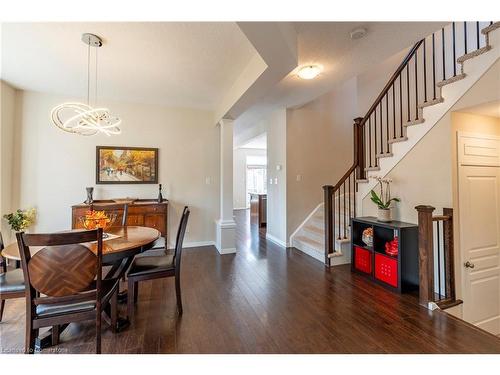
[265,233,287,248]
[216,247,237,254]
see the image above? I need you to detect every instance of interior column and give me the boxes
[215,118,236,254]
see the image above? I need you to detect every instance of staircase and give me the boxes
[291,21,500,266]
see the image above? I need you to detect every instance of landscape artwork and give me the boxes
[96,146,158,184]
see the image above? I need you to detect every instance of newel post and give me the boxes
[323,185,334,266]
[442,208,455,301]
[415,205,435,307]
[353,117,365,180]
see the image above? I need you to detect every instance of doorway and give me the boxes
[457,131,500,335]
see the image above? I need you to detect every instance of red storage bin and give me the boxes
[374,253,398,287]
[354,246,372,274]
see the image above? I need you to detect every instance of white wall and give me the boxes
[233,147,266,210]
[10,90,219,247]
[0,81,17,243]
[265,109,287,246]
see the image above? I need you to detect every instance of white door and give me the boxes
[458,132,500,335]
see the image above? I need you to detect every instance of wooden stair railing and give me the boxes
[323,22,494,266]
[415,205,462,310]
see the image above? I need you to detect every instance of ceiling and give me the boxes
[239,132,267,149]
[234,22,446,135]
[458,100,500,118]
[1,22,257,110]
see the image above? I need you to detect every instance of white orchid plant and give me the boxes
[370,177,400,210]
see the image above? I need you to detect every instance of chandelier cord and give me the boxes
[95,43,98,107]
[86,37,90,106]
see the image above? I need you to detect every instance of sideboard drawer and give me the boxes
[144,214,166,233]
[126,214,144,226]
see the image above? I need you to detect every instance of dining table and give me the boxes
[1,225,161,350]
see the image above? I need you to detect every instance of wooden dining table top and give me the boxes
[1,226,161,261]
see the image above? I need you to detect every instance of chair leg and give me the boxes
[26,325,38,354]
[51,325,60,346]
[0,299,5,322]
[110,289,118,333]
[127,278,135,322]
[134,282,138,303]
[175,274,183,315]
[96,311,102,354]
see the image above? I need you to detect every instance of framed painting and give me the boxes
[96,146,158,184]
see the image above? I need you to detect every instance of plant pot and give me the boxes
[377,208,392,222]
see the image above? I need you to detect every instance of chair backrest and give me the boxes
[174,207,190,271]
[16,229,103,306]
[0,232,5,274]
[89,203,129,227]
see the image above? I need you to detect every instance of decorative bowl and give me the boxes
[79,211,117,232]
[112,198,137,204]
[361,228,374,248]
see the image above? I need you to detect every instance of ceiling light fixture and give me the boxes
[51,33,121,136]
[297,65,322,80]
[350,27,367,40]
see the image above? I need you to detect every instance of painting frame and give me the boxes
[96,146,159,184]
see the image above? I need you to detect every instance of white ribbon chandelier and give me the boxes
[51,33,121,136]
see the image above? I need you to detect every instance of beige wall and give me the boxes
[0,81,17,243]
[265,109,287,245]
[286,78,357,238]
[10,90,219,247]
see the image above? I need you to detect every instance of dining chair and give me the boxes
[0,232,26,322]
[126,206,190,320]
[16,228,120,354]
[89,203,129,227]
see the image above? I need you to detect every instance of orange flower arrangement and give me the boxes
[79,210,116,231]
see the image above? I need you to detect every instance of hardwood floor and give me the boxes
[1,209,499,353]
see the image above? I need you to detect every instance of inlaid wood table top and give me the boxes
[1,226,160,261]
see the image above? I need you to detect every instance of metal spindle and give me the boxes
[437,221,441,299]
[348,175,351,224]
[452,22,457,77]
[442,222,447,298]
[374,111,378,166]
[464,22,468,54]
[392,83,396,139]
[343,182,346,238]
[415,51,419,120]
[423,38,427,103]
[337,190,341,240]
[379,103,383,154]
[399,74,403,137]
[368,117,372,167]
[442,28,446,80]
[476,22,480,49]
[406,65,410,122]
[432,33,436,100]
[385,94,389,151]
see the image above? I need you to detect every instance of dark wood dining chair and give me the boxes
[0,232,26,322]
[126,206,190,320]
[90,203,129,227]
[16,228,120,354]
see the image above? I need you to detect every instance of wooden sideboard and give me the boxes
[249,193,267,227]
[72,199,168,240]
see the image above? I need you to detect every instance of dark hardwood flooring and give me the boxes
[1,209,499,353]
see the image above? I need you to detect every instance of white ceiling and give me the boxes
[239,132,267,149]
[458,100,500,118]
[1,22,257,110]
[234,22,446,132]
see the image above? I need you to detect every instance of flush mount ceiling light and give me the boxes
[297,65,322,80]
[350,27,367,40]
[51,33,121,136]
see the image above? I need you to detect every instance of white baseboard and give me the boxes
[265,233,287,248]
[217,247,237,254]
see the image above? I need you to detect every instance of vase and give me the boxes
[85,187,94,205]
[377,208,392,222]
[157,184,163,203]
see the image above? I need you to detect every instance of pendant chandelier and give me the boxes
[51,33,121,136]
